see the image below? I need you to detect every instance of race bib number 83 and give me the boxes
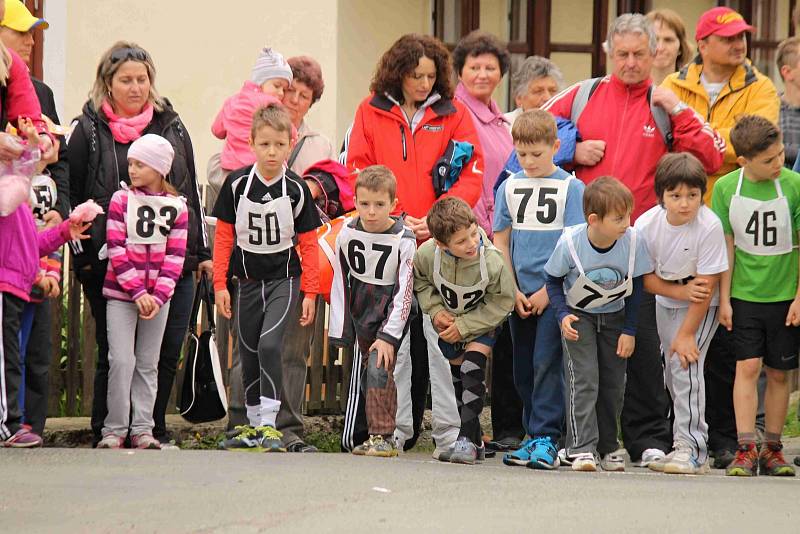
[126,195,183,245]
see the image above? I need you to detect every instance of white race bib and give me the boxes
[432,244,490,314]
[30,174,57,222]
[234,168,296,254]
[505,176,571,231]
[343,227,402,286]
[730,169,793,256]
[126,193,184,245]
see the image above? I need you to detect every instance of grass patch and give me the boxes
[305,431,342,453]
[784,399,800,438]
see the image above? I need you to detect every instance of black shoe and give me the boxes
[711,448,736,469]
[793,455,800,467]
[286,440,318,453]
[486,436,521,452]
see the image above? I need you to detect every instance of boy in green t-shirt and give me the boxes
[711,115,799,477]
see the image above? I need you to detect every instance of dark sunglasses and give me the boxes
[110,47,150,64]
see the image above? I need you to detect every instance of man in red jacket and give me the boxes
[544,13,725,467]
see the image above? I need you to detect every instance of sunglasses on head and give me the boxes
[110,47,150,64]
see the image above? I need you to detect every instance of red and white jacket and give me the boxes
[344,93,484,220]
[544,75,725,221]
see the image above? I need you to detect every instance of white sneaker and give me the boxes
[557,448,573,466]
[663,448,710,475]
[571,452,597,472]
[433,444,454,461]
[637,448,666,467]
[600,453,625,472]
[648,450,676,472]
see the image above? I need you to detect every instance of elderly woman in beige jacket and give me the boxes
[283,56,336,174]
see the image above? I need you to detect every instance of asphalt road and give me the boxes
[2,448,798,533]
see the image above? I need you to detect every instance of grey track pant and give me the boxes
[104,299,170,437]
[563,309,627,457]
[656,303,718,464]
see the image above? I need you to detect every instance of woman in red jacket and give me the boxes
[342,33,483,458]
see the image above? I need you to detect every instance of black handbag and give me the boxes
[179,273,228,423]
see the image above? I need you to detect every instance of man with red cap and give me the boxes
[661,7,780,470]
[662,6,778,202]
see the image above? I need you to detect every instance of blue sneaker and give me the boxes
[525,437,560,470]
[503,438,535,466]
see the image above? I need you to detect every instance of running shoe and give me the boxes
[450,436,481,465]
[286,440,318,453]
[502,438,535,467]
[365,435,398,457]
[571,453,597,472]
[257,426,286,452]
[352,436,378,456]
[557,448,573,466]
[726,443,758,476]
[218,425,262,451]
[97,434,125,449]
[599,453,625,472]
[710,448,736,469]
[663,447,709,475]
[131,434,161,450]
[649,443,689,473]
[525,437,560,470]
[758,442,796,476]
[636,448,666,468]
[3,427,43,448]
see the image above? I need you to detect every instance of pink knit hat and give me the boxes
[128,134,175,177]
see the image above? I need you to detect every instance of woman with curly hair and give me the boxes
[342,33,484,460]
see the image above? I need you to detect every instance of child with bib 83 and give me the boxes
[545,177,652,472]
[414,196,515,464]
[98,134,188,450]
[712,115,800,477]
[213,103,320,452]
[635,153,728,475]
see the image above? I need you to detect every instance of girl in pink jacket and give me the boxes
[98,134,188,450]
[212,47,294,172]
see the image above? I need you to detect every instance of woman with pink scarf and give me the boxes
[68,41,210,447]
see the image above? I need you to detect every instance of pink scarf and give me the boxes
[101,100,154,143]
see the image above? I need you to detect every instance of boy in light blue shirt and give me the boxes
[545,176,652,472]
[494,109,584,469]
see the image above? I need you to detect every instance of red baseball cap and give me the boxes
[696,7,755,41]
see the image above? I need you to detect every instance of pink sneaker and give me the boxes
[97,434,125,449]
[131,434,161,450]
[4,427,43,448]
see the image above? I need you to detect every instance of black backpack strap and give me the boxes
[287,135,309,171]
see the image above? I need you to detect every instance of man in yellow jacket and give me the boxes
[662,6,779,203]
[662,6,780,471]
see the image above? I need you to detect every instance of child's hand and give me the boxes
[617,333,635,358]
[18,117,39,147]
[527,287,549,316]
[719,299,733,331]
[432,310,454,332]
[786,297,800,327]
[299,295,316,326]
[135,294,157,319]
[670,332,699,369]
[680,278,711,303]
[561,314,579,341]
[514,290,532,318]
[39,277,60,298]
[370,339,395,370]
[68,220,91,241]
[439,322,462,343]
[140,302,161,320]
[215,289,231,319]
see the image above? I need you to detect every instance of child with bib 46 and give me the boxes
[98,134,188,450]
[545,177,652,472]
[414,197,515,464]
[712,115,800,477]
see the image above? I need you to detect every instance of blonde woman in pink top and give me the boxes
[98,134,188,450]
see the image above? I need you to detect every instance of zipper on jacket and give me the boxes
[399,124,407,161]
[144,245,151,294]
